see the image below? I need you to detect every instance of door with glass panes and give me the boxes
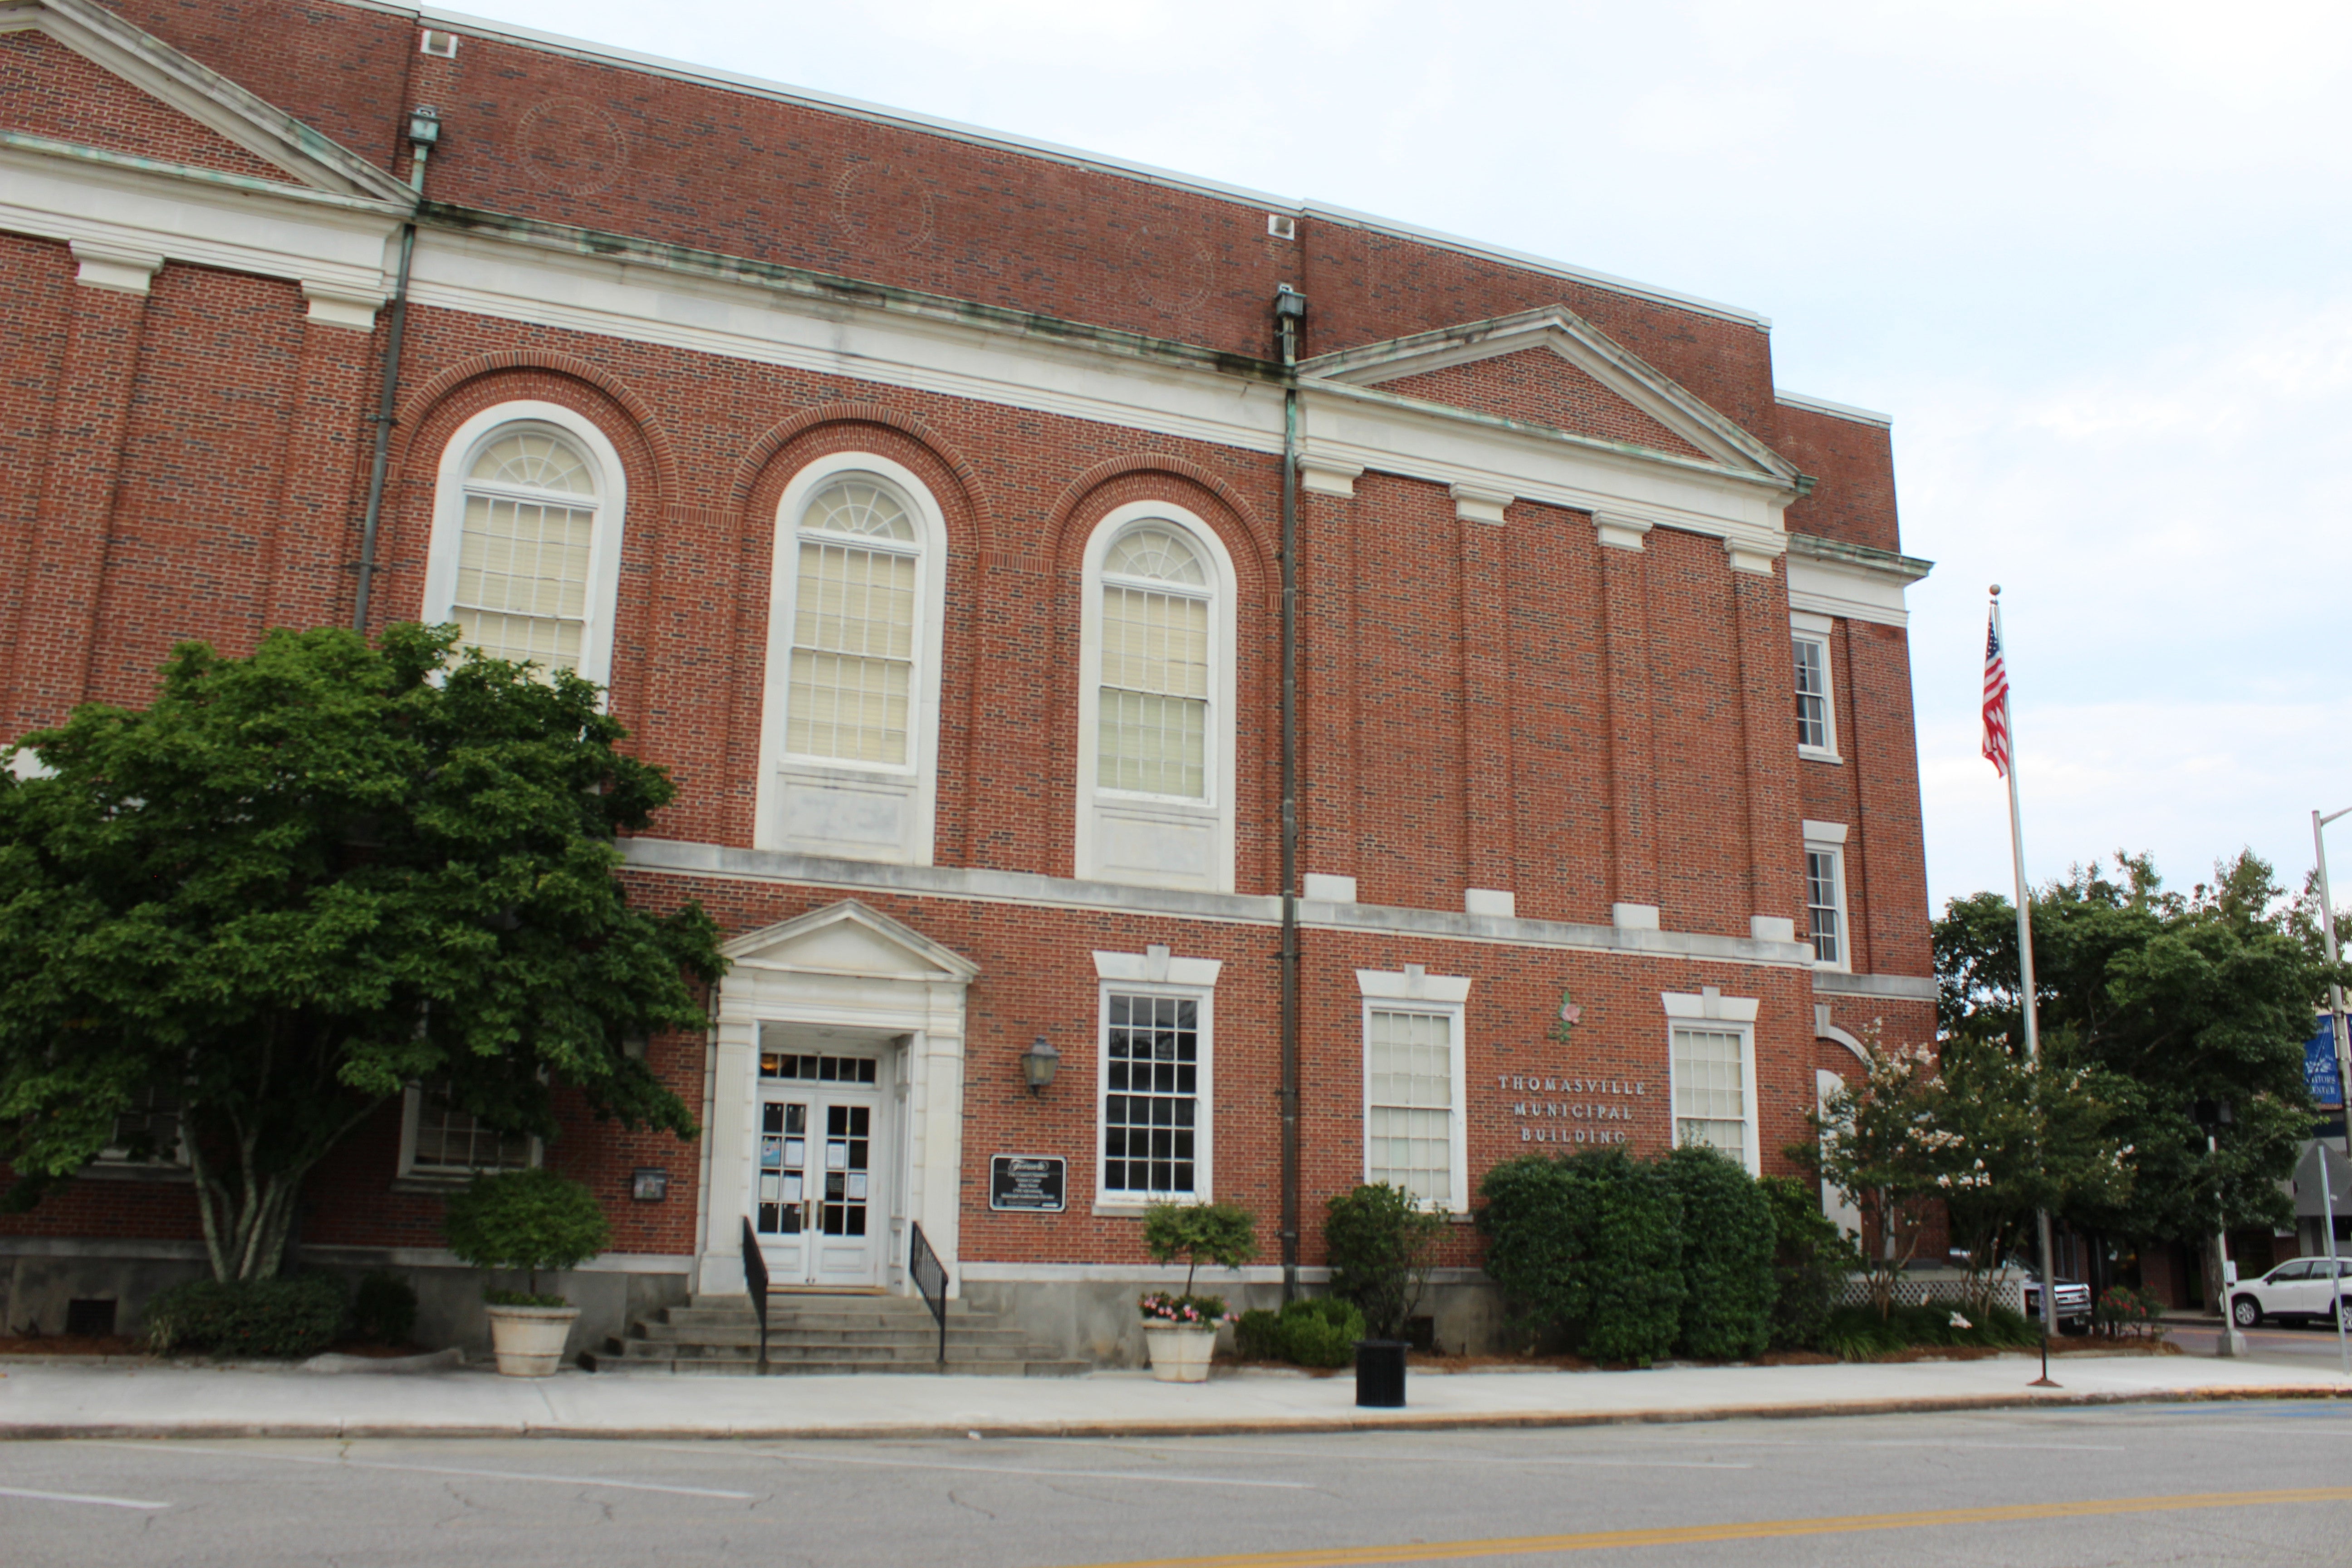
[751,1049,887,1288]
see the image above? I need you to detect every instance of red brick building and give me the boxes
[0,0,1935,1362]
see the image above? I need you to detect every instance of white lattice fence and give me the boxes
[1838,1273,2027,1316]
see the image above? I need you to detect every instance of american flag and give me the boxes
[1982,612,2011,778]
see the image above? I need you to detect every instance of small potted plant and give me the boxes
[444,1167,611,1376]
[1138,1200,1255,1382]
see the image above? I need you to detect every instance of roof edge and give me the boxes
[1776,390,1893,429]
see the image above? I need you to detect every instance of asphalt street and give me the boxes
[2184,1315,2352,1373]
[7,1400,2352,1567]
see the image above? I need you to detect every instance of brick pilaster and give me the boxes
[1595,513,1659,911]
[1731,548,1803,934]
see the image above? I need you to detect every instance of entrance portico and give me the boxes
[696,901,977,1300]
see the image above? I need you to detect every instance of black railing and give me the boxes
[909,1221,948,1365]
[740,1215,770,1374]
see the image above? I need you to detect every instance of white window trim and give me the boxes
[1803,820,1852,973]
[395,1083,543,1184]
[753,452,950,864]
[1356,965,1472,1215]
[422,401,629,687]
[1792,611,1840,763]
[1092,945,1220,1213]
[1662,989,1761,1176]
[1073,501,1240,893]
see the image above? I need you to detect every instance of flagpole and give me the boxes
[1990,587,2061,1384]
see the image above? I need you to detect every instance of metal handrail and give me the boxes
[908,1221,948,1365]
[740,1216,770,1374]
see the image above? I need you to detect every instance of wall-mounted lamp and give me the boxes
[1020,1034,1060,1095]
[407,106,442,147]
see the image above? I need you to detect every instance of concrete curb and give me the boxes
[5,1383,2346,1444]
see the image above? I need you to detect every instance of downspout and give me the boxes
[352,111,436,635]
[1274,284,1307,1304]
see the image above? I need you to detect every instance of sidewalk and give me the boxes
[2,1350,2345,1441]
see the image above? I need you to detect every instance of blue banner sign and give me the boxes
[2308,1016,2344,1108]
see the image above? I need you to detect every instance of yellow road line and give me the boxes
[1063,1485,2352,1568]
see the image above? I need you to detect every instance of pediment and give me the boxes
[0,0,412,203]
[1302,305,1800,483]
[722,899,980,983]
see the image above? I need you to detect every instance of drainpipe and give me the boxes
[352,108,438,636]
[1274,284,1307,1304]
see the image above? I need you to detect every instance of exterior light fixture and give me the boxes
[1020,1034,1059,1095]
[407,106,441,147]
[1273,282,1308,320]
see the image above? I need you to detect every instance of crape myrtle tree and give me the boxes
[1936,851,2327,1299]
[0,625,726,1283]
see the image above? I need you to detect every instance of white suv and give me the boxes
[2230,1257,2352,1329]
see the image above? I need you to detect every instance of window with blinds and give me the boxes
[1671,1025,1748,1165]
[1366,1009,1455,1208]
[788,478,920,766]
[1098,524,1211,799]
[454,428,599,673]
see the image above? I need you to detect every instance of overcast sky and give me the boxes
[447,0,2352,915]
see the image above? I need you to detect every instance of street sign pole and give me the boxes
[2322,1143,2348,1378]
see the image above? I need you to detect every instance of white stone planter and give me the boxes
[485,1304,578,1377]
[1142,1323,1219,1382]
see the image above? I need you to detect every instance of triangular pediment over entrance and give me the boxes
[0,0,412,202]
[1302,304,1800,483]
[721,899,980,985]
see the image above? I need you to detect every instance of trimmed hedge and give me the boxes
[1324,1183,1442,1341]
[143,1274,346,1359]
[350,1271,418,1345]
[1660,1145,1774,1360]
[1479,1147,1686,1366]
[1235,1307,1284,1361]
[1759,1174,1849,1351]
[1278,1297,1366,1367]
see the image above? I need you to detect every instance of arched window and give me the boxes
[786,476,920,766]
[423,402,627,685]
[1075,502,1237,892]
[756,454,948,866]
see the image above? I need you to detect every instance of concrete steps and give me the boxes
[585,1292,1088,1377]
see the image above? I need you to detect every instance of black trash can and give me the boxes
[1355,1339,1408,1407]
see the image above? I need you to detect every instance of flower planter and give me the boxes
[485,1304,578,1377]
[1142,1323,1219,1382]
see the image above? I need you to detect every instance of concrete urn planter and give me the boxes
[1142,1323,1219,1382]
[485,1304,578,1377]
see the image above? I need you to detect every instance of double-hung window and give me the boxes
[1357,966,1471,1212]
[399,1083,536,1179]
[1093,946,1221,1207]
[1098,525,1211,799]
[1664,989,1760,1173]
[93,1085,186,1171]
[1792,612,1838,760]
[1802,819,1851,970]
[787,477,921,766]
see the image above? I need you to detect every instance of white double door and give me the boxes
[753,1052,890,1289]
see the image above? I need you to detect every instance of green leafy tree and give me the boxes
[1142,1200,1258,1298]
[1936,852,2322,1277]
[0,625,725,1282]
[1802,1024,1949,1314]
[444,1168,613,1304]
[1323,1182,1444,1341]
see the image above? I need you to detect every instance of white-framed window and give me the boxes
[755,453,948,865]
[1663,989,1760,1174]
[1093,946,1222,1208]
[93,1084,186,1169]
[1793,611,1838,761]
[397,1083,539,1180]
[422,402,628,685]
[1357,965,1472,1212]
[1074,503,1239,892]
[1803,819,1851,970]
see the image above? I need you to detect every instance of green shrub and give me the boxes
[1278,1296,1366,1368]
[1479,1147,1685,1366]
[1235,1307,1284,1361]
[1820,1301,2041,1360]
[443,1168,611,1303]
[143,1274,346,1359]
[1324,1183,1443,1341]
[1142,1201,1258,1297]
[1759,1175,1851,1351]
[1656,1146,1774,1359]
[350,1271,418,1345]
